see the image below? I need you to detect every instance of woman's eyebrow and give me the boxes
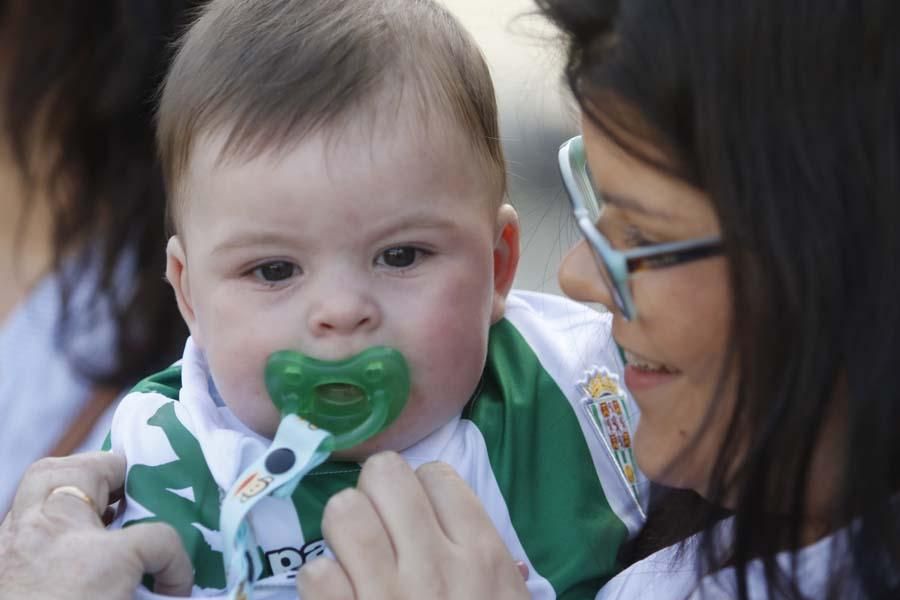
[603,191,675,220]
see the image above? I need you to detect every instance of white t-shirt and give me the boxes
[0,263,121,512]
[598,518,860,599]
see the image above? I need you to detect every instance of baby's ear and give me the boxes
[490,204,520,323]
[165,236,203,346]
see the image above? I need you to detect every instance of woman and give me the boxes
[297,0,900,598]
[0,1,201,512]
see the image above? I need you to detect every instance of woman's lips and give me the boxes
[622,349,680,392]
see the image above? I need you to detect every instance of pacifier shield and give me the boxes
[265,347,409,450]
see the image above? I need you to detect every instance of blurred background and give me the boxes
[442,0,580,294]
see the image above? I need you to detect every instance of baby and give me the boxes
[106,0,645,598]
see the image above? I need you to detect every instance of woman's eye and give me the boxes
[252,261,299,283]
[376,246,424,269]
[597,218,654,250]
[623,227,654,248]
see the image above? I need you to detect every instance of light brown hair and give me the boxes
[158,0,506,234]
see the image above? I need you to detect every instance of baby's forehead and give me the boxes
[188,101,499,194]
[175,124,500,252]
[178,113,500,230]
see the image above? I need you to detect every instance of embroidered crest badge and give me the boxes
[578,367,641,503]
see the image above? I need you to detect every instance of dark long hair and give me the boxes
[0,1,205,387]
[537,0,900,598]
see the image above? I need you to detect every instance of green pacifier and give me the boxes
[264,347,409,450]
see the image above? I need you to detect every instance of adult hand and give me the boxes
[0,451,193,599]
[297,452,530,600]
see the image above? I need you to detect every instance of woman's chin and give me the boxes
[633,424,699,492]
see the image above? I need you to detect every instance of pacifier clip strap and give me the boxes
[220,415,333,600]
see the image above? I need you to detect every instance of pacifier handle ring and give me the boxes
[329,388,390,449]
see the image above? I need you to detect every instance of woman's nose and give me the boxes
[559,240,615,308]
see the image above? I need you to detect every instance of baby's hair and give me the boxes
[158,0,506,235]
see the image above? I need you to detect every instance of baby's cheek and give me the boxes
[421,309,487,370]
[212,357,282,437]
[424,280,492,358]
[416,320,489,416]
[230,389,283,438]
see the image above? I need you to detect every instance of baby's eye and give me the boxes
[376,246,427,269]
[252,260,300,283]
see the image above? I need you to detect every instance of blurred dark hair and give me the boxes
[0,1,205,386]
[538,0,900,598]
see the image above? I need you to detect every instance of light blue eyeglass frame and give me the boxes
[558,135,723,320]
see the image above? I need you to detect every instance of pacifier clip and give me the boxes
[219,347,409,600]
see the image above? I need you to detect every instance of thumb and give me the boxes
[114,522,194,597]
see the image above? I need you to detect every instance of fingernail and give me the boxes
[515,560,529,580]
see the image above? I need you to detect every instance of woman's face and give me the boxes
[559,116,735,494]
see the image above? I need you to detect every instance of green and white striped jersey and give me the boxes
[108,291,646,599]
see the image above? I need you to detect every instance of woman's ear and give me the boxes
[165,236,203,346]
[490,204,520,323]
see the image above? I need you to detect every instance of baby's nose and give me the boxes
[307,289,380,336]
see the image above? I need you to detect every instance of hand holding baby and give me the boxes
[0,452,193,599]
[298,452,530,600]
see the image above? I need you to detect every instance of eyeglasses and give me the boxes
[557,136,723,320]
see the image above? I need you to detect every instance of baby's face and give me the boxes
[168,116,515,459]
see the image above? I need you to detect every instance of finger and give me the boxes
[416,461,526,589]
[414,461,499,545]
[355,452,446,558]
[115,522,194,597]
[320,488,396,598]
[11,452,126,513]
[296,557,355,600]
[42,485,104,526]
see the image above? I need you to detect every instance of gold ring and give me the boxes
[48,485,99,514]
